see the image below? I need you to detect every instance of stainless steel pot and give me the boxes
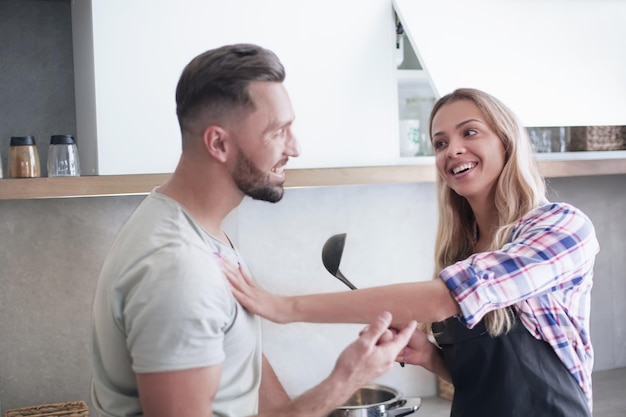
[328,384,421,417]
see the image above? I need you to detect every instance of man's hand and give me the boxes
[331,311,417,388]
[257,311,417,417]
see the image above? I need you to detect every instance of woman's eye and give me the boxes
[464,129,478,137]
[433,139,446,150]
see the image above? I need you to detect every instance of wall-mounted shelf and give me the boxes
[1,151,625,200]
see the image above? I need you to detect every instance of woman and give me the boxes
[223,88,599,416]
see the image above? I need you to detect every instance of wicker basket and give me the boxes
[437,377,454,401]
[569,125,626,151]
[3,401,88,417]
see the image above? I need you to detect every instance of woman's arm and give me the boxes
[287,280,459,325]
[222,258,460,326]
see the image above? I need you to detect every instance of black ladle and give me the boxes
[321,232,405,367]
[321,233,357,290]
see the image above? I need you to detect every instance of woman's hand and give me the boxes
[394,326,434,367]
[218,255,292,324]
[393,325,451,381]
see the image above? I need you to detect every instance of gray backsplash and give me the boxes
[0,176,625,414]
[0,0,76,179]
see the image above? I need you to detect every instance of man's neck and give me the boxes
[157,159,243,243]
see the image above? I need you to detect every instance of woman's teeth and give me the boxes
[452,163,476,175]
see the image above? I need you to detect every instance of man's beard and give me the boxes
[232,146,284,203]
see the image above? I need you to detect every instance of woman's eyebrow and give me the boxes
[433,118,484,137]
[456,118,483,129]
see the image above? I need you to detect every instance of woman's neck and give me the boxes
[468,197,499,253]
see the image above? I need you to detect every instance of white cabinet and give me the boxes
[393,0,626,164]
[395,28,437,159]
[393,0,626,128]
[70,0,626,176]
[72,0,400,175]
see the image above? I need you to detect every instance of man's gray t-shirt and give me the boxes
[91,191,262,417]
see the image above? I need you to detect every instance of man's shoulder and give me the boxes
[99,193,222,290]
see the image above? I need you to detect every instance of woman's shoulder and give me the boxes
[519,201,596,239]
[527,201,590,221]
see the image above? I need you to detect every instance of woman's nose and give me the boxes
[446,137,465,157]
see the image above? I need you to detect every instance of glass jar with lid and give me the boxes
[9,135,41,178]
[47,134,81,177]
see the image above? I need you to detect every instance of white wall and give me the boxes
[233,182,439,398]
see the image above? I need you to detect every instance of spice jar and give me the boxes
[47,134,80,177]
[9,135,41,178]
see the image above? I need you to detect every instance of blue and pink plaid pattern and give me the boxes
[440,202,599,409]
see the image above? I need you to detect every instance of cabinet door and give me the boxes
[394,0,626,127]
[73,0,399,175]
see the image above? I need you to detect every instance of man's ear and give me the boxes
[202,125,229,163]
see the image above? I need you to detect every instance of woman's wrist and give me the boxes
[423,343,451,381]
[274,295,297,324]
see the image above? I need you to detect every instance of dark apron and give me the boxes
[433,312,591,417]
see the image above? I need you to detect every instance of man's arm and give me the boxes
[255,311,417,417]
[259,354,290,411]
[136,365,221,417]
[136,312,416,417]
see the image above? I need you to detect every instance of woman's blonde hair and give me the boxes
[429,88,546,335]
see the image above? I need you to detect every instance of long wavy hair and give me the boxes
[430,88,546,335]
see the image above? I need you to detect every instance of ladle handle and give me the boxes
[336,270,357,290]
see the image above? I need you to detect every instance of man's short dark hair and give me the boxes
[175,43,286,134]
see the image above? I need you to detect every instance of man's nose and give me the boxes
[285,132,301,157]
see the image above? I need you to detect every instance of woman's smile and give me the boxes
[450,161,477,176]
[432,100,505,201]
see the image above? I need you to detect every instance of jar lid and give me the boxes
[10,136,36,146]
[50,134,76,145]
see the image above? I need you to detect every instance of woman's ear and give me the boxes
[202,125,229,163]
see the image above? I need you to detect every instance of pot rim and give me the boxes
[335,383,402,410]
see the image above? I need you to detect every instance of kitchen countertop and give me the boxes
[418,396,451,416]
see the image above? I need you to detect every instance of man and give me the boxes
[91,43,416,417]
